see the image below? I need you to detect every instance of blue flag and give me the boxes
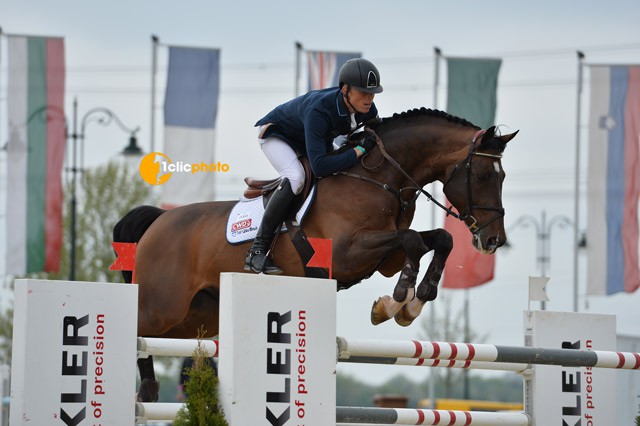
[161,46,221,208]
[164,47,220,128]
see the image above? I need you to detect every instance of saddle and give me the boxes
[243,156,315,203]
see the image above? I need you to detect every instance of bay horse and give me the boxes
[114,108,517,401]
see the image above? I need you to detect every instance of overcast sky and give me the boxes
[1,0,640,386]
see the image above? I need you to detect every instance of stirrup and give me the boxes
[244,251,283,275]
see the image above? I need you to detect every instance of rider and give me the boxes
[245,58,384,274]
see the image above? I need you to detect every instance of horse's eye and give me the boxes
[477,171,491,182]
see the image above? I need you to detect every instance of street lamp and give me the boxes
[68,97,143,281]
[505,210,572,310]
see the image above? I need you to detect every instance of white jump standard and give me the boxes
[9,275,635,425]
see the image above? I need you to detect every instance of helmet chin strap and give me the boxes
[344,85,363,114]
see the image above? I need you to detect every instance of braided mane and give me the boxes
[371,107,480,130]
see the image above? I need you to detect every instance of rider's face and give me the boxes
[342,86,375,114]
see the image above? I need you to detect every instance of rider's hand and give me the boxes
[357,132,377,152]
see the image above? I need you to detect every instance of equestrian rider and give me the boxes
[245,58,384,274]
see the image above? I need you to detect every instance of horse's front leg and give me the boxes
[370,229,429,325]
[394,228,453,326]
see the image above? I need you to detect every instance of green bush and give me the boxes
[173,329,227,426]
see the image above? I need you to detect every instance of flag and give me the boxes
[6,36,65,275]
[528,276,550,302]
[442,57,502,289]
[307,238,333,279]
[109,242,137,283]
[161,46,220,208]
[306,50,360,91]
[586,65,640,295]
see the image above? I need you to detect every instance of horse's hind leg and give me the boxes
[394,228,453,326]
[136,356,159,402]
[371,229,429,325]
[157,289,220,339]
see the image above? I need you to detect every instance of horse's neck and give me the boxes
[381,124,472,187]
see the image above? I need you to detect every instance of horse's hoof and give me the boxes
[136,378,160,402]
[370,297,391,325]
[393,307,414,327]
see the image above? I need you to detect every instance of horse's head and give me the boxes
[443,126,518,254]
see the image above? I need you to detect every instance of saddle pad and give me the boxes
[226,185,316,244]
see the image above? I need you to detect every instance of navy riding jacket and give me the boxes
[255,87,379,177]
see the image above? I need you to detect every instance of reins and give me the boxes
[337,128,504,234]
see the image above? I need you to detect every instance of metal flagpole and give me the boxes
[150,34,159,153]
[0,27,3,154]
[430,47,441,231]
[295,41,303,97]
[573,51,585,312]
[427,46,441,410]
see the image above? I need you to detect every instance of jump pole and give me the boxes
[336,337,640,370]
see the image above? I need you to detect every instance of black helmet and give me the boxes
[338,58,383,94]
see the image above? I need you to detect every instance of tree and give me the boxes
[0,161,152,364]
[173,328,228,425]
[0,305,12,364]
[57,160,152,282]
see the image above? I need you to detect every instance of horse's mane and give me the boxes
[370,107,507,153]
[372,107,480,130]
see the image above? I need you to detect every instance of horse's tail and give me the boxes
[113,205,165,283]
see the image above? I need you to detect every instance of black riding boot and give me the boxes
[245,178,296,274]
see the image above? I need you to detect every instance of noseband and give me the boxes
[337,129,504,235]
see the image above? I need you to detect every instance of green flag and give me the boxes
[446,57,502,128]
[443,57,502,289]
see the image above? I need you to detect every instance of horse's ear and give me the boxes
[480,126,496,144]
[498,130,519,144]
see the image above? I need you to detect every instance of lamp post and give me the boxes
[506,210,572,310]
[68,97,142,281]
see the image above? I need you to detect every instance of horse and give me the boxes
[114,108,518,401]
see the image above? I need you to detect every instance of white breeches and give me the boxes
[259,136,305,195]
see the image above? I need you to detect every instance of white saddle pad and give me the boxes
[226,185,316,244]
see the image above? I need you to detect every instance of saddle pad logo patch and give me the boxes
[231,218,252,232]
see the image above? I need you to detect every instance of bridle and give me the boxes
[441,129,505,234]
[336,129,504,235]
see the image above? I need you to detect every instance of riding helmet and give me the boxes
[338,58,383,94]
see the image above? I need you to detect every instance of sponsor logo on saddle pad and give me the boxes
[138,151,230,185]
[231,217,253,232]
[229,212,258,238]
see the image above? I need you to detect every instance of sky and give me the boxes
[1,0,640,388]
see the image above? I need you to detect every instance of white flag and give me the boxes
[528,276,550,302]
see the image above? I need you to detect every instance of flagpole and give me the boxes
[0,27,3,154]
[572,51,585,312]
[0,28,4,281]
[431,47,441,230]
[150,34,159,153]
[295,41,303,97]
[427,46,441,411]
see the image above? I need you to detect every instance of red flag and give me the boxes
[307,238,333,279]
[109,242,137,283]
[442,202,494,289]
